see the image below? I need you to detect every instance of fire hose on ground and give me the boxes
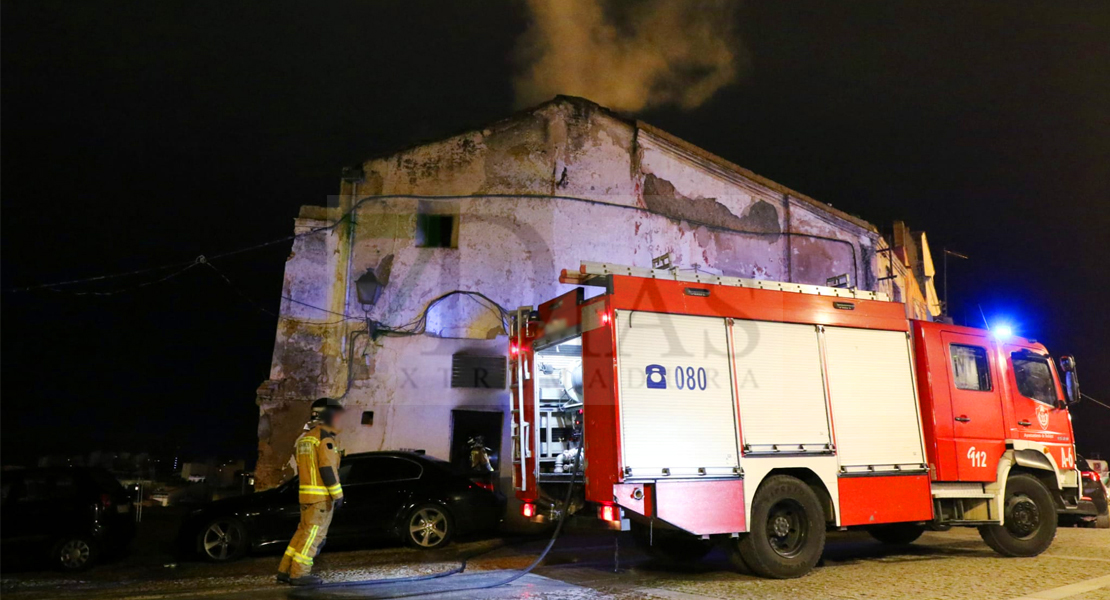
[293,453,582,599]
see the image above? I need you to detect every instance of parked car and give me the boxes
[179,452,504,562]
[1059,455,1109,528]
[1,467,136,571]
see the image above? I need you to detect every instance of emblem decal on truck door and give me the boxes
[645,364,667,389]
[1036,405,1050,430]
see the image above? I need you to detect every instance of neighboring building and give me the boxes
[876,221,942,321]
[254,96,902,494]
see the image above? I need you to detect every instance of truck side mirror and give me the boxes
[1060,355,1081,405]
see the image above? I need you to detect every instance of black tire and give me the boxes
[404,504,453,550]
[728,475,826,579]
[198,517,249,562]
[1096,512,1110,529]
[53,536,96,572]
[631,521,714,564]
[978,474,1057,557]
[868,523,925,545]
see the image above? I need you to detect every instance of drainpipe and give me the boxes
[338,167,364,397]
[782,193,792,283]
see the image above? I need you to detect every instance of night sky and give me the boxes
[3,2,1108,466]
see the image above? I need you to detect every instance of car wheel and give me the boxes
[54,536,96,571]
[978,474,1057,557]
[404,504,453,550]
[728,475,826,579]
[200,517,249,562]
[867,523,925,545]
[631,521,714,564]
[1097,512,1110,529]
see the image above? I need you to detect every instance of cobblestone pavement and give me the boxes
[2,526,1107,599]
[523,527,1110,600]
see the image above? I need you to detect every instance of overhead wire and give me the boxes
[42,261,201,296]
[7,192,868,296]
[202,259,279,318]
[1080,392,1110,412]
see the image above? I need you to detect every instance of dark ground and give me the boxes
[3,508,1109,600]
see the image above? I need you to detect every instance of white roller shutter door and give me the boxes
[731,320,831,451]
[822,327,925,469]
[616,311,739,477]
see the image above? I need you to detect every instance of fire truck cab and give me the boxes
[511,262,1082,579]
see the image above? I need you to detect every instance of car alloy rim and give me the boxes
[60,539,90,568]
[203,521,243,560]
[409,508,448,547]
[766,499,808,558]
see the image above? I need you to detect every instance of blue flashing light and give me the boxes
[991,324,1014,339]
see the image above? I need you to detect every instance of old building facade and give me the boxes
[255,96,922,498]
[876,221,943,321]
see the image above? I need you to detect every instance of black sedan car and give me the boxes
[1,467,136,571]
[1062,455,1110,528]
[180,452,504,561]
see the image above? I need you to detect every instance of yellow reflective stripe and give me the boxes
[327,484,343,495]
[299,485,328,491]
[292,552,313,565]
[309,451,317,486]
[284,546,296,557]
[302,525,318,556]
[301,437,320,445]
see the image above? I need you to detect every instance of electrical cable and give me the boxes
[377,290,509,338]
[7,192,867,295]
[202,260,279,318]
[43,261,201,296]
[1080,392,1110,412]
[298,453,583,598]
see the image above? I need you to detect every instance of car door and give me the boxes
[251,478,303,546]
[3,471,85,552]
[941,332,1006,481]
[1004,345,1076,470]
[329,457,422,539]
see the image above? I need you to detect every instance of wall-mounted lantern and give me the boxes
[355,268,384,306]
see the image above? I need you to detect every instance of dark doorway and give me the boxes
[450,410,503,475]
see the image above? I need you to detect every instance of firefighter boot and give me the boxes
[288,574,324,586]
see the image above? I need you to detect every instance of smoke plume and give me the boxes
[513,0,746,112]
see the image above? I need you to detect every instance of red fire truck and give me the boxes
[511,262,1083,579]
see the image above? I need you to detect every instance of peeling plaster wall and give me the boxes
[256,97,882,494]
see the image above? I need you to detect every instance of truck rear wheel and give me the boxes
[868,523,925,545]
[729,475,826,579]
[978,473,1057,557]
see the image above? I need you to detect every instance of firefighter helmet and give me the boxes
[310,398,345,424]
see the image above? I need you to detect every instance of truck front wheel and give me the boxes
[979,473,1057,557]
[728,475,826,579]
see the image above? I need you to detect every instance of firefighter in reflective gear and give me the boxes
[277,398,345,586]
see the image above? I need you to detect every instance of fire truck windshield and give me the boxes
[1011,352,1057,405]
